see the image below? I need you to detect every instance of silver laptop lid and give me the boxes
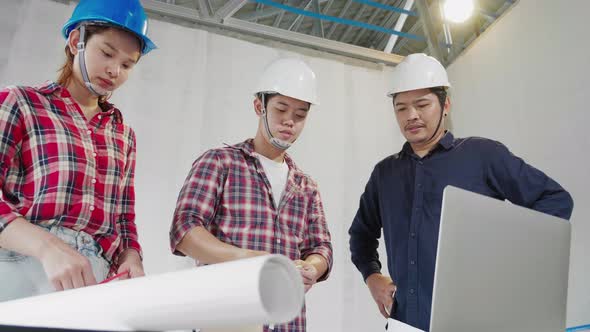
[430,186,570,332]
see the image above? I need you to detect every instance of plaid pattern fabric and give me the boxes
[0,82,140,264]
[170,139,333,332]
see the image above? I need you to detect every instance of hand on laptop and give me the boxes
[366,273,396,318]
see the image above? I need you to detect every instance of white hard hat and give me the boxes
[255,58,319,106]
[386,53,451,97]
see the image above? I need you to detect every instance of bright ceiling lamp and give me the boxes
[443,0,474,23]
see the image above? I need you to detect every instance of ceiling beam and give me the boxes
[137,0,404,65]
[196,0,212,18]
[213,0,249,21]
[326,0,352,39]
[338,3,367,42]
[391,14,421,53]
[366,0,403,49]
[235,0,330,21]
[311,0,325,37]
[415,0,443,62]
[383,0,414,53]
[288,0,313,32]
[351,0,384,45]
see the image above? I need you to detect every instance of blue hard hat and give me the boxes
[62,0,157,55]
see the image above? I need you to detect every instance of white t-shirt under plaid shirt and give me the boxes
[253,152,289,207]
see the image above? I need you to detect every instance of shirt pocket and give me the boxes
[280,193,308,242]
[23,120,88,197]
[99,130,128,183]
[216,176,272,246]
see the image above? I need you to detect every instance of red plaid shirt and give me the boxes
[170,140,333,332]
[0,82,140,264]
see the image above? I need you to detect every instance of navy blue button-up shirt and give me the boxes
[349,132,573,331]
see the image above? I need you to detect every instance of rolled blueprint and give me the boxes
[0,255,304,331]
[387,318,425,332]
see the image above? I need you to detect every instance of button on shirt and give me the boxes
[0,82,140,263]
[349,132,573,331]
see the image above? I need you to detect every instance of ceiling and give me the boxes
[138,0,516,66]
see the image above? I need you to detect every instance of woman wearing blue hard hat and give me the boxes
[0,0,156,301]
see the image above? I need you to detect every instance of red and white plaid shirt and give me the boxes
[0,82,140,264]
[170,140,333,332]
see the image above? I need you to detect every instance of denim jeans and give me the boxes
[0,225,109,302]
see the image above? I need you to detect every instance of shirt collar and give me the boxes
[34,81,124,124]
[229,139,301,173]
[438,131,455,150]
[399,131,455,157]
[34,81,60,95]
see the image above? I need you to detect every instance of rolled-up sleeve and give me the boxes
[0,88,25,233]
[170,150,226,255]
[300,188,333,281]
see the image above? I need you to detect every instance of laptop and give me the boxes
[427,186,571,332]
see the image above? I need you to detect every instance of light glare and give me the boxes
[443,0,474,23]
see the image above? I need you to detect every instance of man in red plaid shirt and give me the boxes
[170,58,333,332]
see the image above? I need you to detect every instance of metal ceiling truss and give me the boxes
[140,0,412,65]
[52,0,518,67]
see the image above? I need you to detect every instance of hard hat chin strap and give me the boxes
[428,107,445,142]
[260,93,292,151]
[76,24,110,97]
[425,93,448,145]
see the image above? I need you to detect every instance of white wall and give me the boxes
[446,0,590,327]
[4,0,587,330]
[0,1,401,331]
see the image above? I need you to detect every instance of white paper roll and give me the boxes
[0,255,304,331]
[386,319,424,332]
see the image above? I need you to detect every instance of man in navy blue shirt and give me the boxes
[348,53,574,331]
